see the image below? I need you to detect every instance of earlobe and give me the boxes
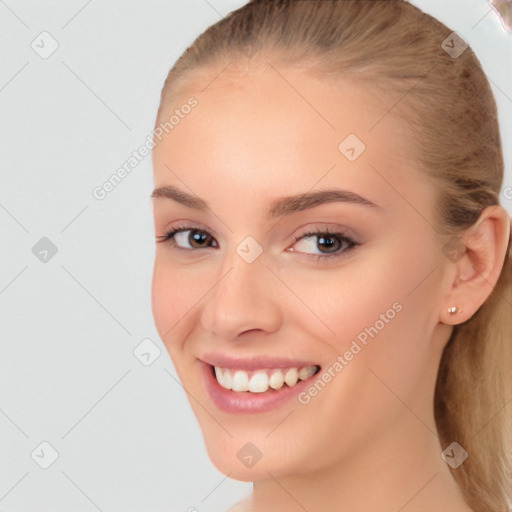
[440,205,511,325]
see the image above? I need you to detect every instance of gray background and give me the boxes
[0,1,510,511]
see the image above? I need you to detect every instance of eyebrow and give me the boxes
[151,185,381,218]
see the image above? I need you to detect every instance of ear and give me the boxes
[440,205,511,325]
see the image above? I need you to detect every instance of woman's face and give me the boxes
[151,63,453,480]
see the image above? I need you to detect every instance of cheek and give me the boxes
[285,241,438,377]
[318,247,438,403]
[280,251,419,344]
[150,256,199,354]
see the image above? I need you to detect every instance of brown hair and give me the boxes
[156,1,512,509]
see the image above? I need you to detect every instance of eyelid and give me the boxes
[158,220,219,241]
[289,222,357,244]
[170,219,218,236]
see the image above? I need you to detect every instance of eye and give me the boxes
[156,224,359,261]
[156,225,217,250]
[289,227,358,261]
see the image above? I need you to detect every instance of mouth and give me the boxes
[199,360,322,414]
[210,364,321,393]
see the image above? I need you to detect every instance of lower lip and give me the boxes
[198,360,318,414]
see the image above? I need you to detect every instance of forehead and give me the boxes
[152,64,430,217]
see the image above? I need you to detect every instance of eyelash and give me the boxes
[155,224,358,262]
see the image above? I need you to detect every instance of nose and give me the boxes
[199,249,282,340]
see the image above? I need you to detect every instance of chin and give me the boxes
[207,449,280,482]
[200,430,296,481]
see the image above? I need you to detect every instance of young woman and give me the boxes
[150,1,512,510]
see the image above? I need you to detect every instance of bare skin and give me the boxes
[150,58,510,512]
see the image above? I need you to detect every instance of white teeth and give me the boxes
[298,366,316,380]
[269,371,284,390]
[213,365,318,393]
[214,367,231,390]
[214,367,224,386]
[232,370,249,391]
[284,368,298,387]
[248,371,269,393]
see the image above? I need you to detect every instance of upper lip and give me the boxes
[199,352,320,371]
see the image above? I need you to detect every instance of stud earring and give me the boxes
[448,306,459,315]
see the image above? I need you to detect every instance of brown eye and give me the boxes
[186,230,212,248]
[291,229,356,259]
[156,226,217,250]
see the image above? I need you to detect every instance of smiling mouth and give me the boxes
[210,364,321,393]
